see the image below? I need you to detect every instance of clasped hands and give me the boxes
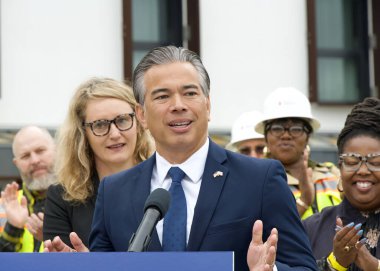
[333,217,378,270]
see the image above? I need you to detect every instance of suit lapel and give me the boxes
[187,141,228,250]
[130,154,163,251]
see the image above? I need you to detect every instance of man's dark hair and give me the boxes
[132,45,210,105]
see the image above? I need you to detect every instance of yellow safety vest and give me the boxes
[17,190,44,252]
[287,162,342,220]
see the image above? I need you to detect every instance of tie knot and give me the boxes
[168,167,185,183]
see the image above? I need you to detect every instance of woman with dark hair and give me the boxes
[255,87,341,219]
[303,97,380,270]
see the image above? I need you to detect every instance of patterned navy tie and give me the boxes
[163,167,187,251]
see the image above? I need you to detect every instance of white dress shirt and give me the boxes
[150,139,278,270]
[151,139,209,244]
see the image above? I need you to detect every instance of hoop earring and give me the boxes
[337,177,344,192]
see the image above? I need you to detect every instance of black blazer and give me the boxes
[43,175,99,247]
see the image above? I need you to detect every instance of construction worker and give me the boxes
[255,87,341,219]
[0,126,56,251]
[226,110,266,158]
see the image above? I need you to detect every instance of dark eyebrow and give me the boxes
[183,84,199,90]
[151,88,169,96]
[151,84,199,95]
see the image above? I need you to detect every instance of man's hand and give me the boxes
[26,212,44,241]
[1,181,29,229]
[247,220,278,271]
[44,232,89,253]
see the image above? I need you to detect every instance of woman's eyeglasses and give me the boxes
[83,113,135,136]
[266,124,309,138]
[339,152,380,172]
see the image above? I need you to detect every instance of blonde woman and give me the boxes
[43,77,154,249]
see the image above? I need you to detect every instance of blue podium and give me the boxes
[0,252,234,271]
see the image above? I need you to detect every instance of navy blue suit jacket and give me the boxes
[89,140,317,271]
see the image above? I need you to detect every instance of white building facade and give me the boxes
[0,0,378,180]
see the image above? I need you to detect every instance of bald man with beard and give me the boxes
[0,126,56,252]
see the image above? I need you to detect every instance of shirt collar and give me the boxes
[155,139,209,184]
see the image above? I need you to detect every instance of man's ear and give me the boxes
[206,96,211,122]
[135,104,148,129]
[13,157,21,172]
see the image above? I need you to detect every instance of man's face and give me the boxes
[235,139,266,158]
[136,62,210,163]
[13,128,56,191]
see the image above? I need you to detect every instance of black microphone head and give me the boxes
[144,188,171,219]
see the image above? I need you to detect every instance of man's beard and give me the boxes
[21,171,57,192]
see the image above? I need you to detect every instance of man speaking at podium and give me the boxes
[88,46,317,271]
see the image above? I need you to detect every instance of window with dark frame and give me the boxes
[307,0,376,104]
[122,0,200,81]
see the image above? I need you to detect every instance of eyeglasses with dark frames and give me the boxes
[339,152,380,172]
[266,124,309,138]
[83,113,135,136]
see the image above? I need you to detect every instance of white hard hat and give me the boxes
[255,87,320,134]
[227,110,264,148]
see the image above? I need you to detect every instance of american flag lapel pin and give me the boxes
[213,171,223,178]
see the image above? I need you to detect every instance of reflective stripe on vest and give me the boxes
[288,170,342,220]
[17,190,44,252]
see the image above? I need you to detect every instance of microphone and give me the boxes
[128,188,170,252]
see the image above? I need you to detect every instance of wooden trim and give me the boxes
[187,0,200,55]
[123,0,133,81]
[306,0,317,102]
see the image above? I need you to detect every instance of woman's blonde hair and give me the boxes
[56,77,154,203]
